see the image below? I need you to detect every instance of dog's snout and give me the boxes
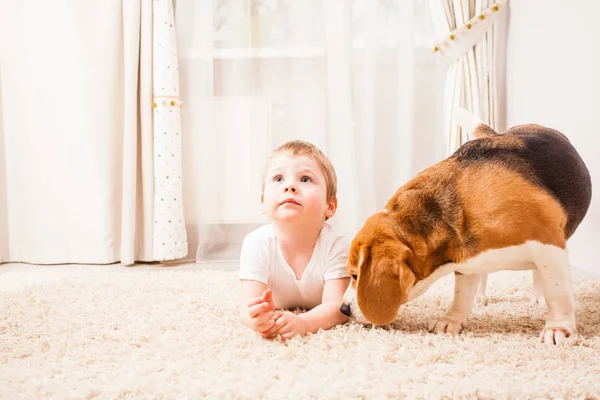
[340,303,351,317]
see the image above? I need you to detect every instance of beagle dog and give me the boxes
[339,109,592,345]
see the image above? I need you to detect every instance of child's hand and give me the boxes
[262,311,307,341]
[247,289,281,334]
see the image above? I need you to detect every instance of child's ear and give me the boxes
[261,193,264,204]
[325,196,337,218]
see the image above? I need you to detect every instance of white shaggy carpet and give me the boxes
[1,264,599,399]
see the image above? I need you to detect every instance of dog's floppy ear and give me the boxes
[356,256,415,325]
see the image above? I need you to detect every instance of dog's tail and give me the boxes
[453,107,498,139]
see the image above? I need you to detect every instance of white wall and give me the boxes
[506,0,600,273]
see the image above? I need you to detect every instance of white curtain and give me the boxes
[174,0,447,263]
[427,0,507,154]
[0,0,446,266]
[0,0,186,265]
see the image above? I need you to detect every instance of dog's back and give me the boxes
[452,121,592,240]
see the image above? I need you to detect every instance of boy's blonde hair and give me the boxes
[261,140,338,203]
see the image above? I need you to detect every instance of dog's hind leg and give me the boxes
[528,241,577,345]
[474,273,489,305]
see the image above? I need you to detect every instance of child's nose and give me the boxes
[284,185,296,193]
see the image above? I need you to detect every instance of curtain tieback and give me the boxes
[433,0,507,64]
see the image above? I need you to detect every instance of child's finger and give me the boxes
[248,302,271,318]
[252,310,275,328]
[247,296,263,308]
[273,319,295,338]
[262,317,289,338]
[279,330,297,341]
[265,311,285,336]
[261,289,273,303]
[255,316,277,334]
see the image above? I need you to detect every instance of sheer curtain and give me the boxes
[174,0,447,263]
[0,0,186,265]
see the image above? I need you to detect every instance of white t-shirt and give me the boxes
[238,223,351,310]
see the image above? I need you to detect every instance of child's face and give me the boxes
[262,153,336,227]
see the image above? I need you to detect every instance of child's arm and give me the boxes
[295,234,352,334]
[238,230,281,334]
[298,277,351,333]
[262,277,350,340]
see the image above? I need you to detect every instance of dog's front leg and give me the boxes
[429,272,480,334]
[531,243,577,345]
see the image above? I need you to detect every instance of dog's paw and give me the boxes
[539,323,576,345]
[428,318,465,335]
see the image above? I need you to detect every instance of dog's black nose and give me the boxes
[340,303,351,317]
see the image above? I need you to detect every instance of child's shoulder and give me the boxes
[243,223,276,244]
[320,222,351,239]
[319,222,352,250]
[240,224,276,260]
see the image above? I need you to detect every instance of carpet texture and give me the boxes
[1,265,599,399]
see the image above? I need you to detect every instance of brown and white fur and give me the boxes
[339,108,592,345]
[456,108,545,306]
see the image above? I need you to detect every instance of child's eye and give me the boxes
[300,176,312,183]
[273,175,283,182]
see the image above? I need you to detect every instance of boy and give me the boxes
[238,140,351,341]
